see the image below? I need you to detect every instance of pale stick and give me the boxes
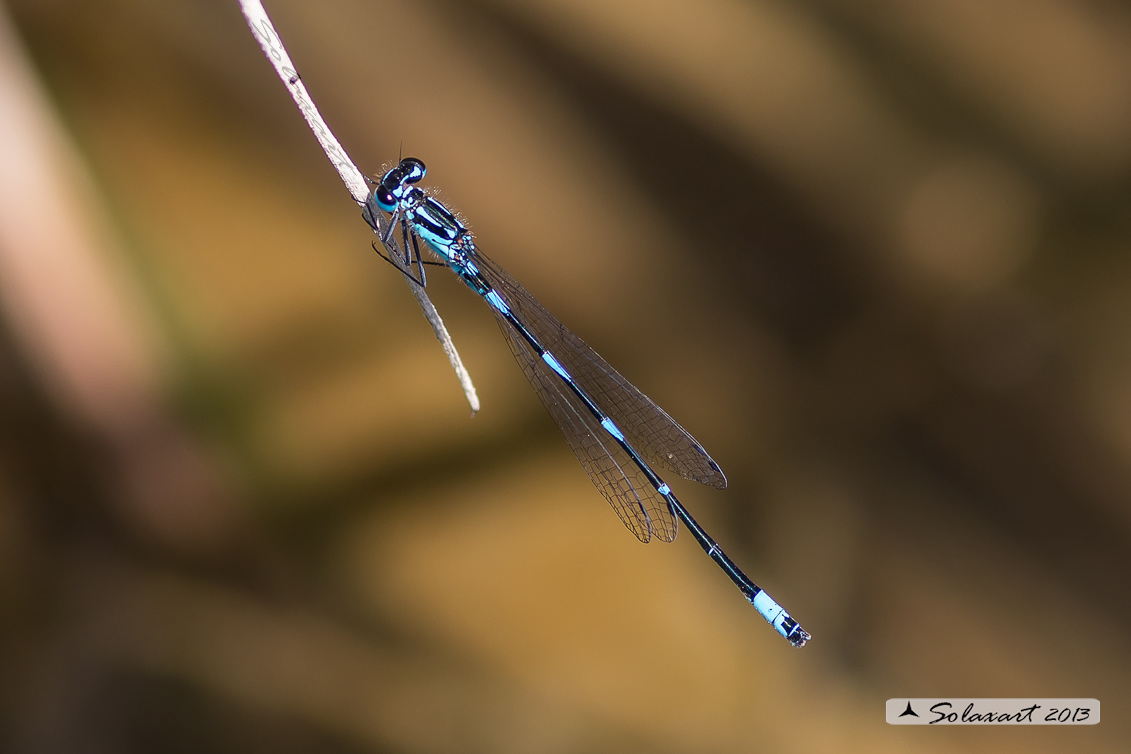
[238,0,479,413]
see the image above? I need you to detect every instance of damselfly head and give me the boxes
[375,157,429,211]
[373,185,397,211]
[400,157,427,184]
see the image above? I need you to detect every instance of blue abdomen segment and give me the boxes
[599,417,626,442]
[750,590,806,645]
[484,289,511,315]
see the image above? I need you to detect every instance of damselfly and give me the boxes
[363,158,809,647]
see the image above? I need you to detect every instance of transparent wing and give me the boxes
[493,308,677,543]
[473,249,727,490]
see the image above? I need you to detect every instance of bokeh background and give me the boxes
[1,0,1129,751]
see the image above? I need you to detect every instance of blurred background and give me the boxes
[0,0,1128,751]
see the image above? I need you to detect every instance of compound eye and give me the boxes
[374,185,396,211]
[402,157,427,184]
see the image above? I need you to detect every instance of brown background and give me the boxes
[1,0,1128,752]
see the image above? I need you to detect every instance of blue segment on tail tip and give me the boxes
[751,590,797,640]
